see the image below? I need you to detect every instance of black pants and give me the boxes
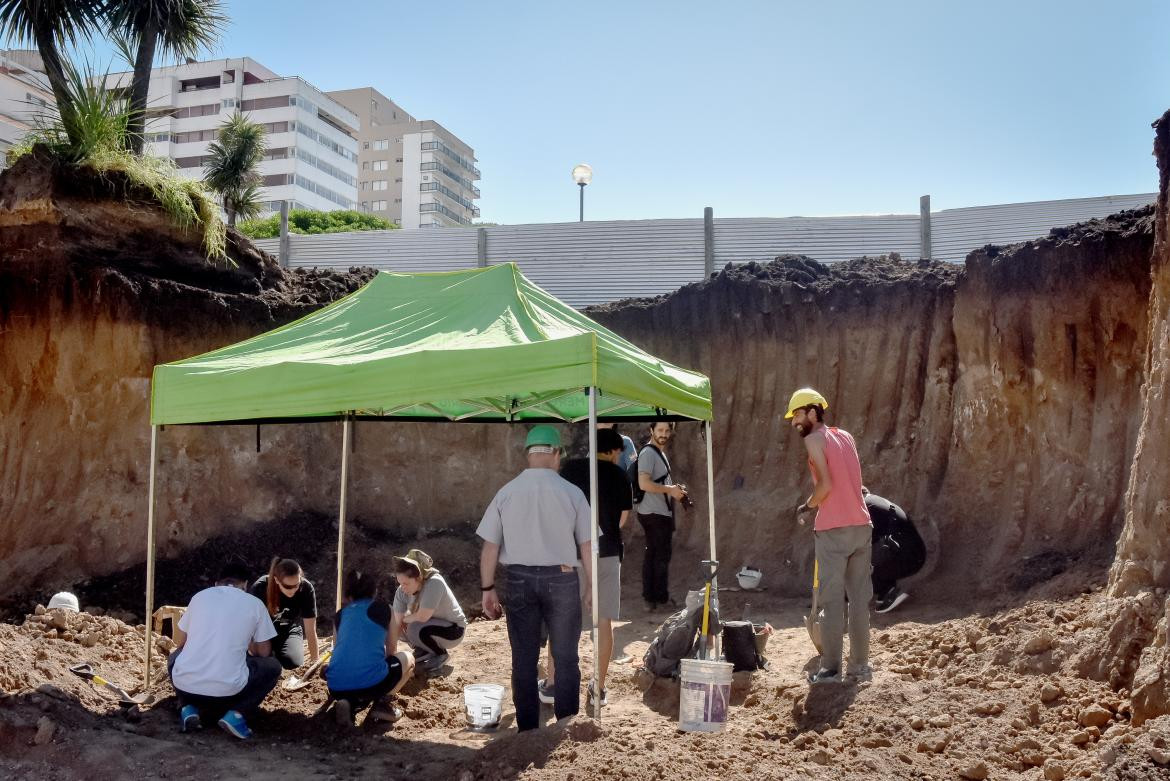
[167,650,281,721]
[871,531,927,597]
[639,512,674,604]
[417,623,465,656]
[327,656,405,710]
[272,626,305,670]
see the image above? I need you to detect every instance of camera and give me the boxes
[677,484,695,510]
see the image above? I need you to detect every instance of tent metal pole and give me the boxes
[588,388,601,720]
[335,415,352,613]
[705,420,717,573]
[143,425,159,690]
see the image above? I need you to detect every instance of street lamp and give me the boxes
[572,163,592,222]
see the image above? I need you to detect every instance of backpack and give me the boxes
[627,444,670,505]
[721,620,765,672]
[642,603,721,678]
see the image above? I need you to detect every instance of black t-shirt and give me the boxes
[560,457,634,559]
[250,575,318,634]
[865,494,916,539]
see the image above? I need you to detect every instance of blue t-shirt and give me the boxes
[618,435,637,472]
[326,598,390,692]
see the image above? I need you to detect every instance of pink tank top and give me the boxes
[810,427,871,531]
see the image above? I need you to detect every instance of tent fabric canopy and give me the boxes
[150,263,712,425]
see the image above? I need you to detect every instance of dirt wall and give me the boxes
[0,150,1159,608]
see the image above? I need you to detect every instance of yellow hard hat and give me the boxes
[785,388,829,419]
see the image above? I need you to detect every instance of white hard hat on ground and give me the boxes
[48,592,80,612]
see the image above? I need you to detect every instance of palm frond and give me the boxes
[0,0,103,48]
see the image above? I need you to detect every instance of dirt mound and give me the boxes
[4,566,1170,780]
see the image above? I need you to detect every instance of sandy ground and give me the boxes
[2,534,1170,781]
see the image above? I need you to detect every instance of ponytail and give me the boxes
[264,557,303,616]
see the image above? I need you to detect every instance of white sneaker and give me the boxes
[587,681,608,707]
[537,678,555,705]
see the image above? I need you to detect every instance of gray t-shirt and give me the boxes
[476,468,593,566]
[634,445,674,517]
[392,574,467,628]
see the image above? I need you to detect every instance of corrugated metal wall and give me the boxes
[254,192,1154,307]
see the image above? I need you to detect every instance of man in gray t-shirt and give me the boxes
[477,425,594,731]
[634,421,689,611]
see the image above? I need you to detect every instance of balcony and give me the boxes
[420,140,480,179]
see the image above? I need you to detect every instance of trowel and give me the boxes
[283,648,332,691]
[69,663,154,706]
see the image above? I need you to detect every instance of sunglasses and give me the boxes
[277,579,300,592]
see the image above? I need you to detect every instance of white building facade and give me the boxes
[104,57,359,214]
[0,50,55,166]
[327,88,479,228]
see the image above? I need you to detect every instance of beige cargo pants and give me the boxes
[814,523,873,672]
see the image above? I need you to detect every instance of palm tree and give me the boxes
[203,113,266,226]
[106,0,226,155]
[0,1,104,143]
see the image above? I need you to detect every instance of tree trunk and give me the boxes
[127,21,159,155]
[31,25,74,135]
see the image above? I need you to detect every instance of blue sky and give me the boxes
[86,0,1168,224]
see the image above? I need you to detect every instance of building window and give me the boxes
[373,139,389,151]
[239,96,289,112]
[221,98,236,109]
[360,182,369,191]
[362,161,369,170]
[361,201,369,210]
[363,141,370,149]
[395,157,403,163]
[372,180,387,191]
[372,200,387,210]
[373,160,388,171]
[395,178,402,183]
[394,198,401,203]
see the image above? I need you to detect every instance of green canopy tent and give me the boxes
[144,263,716,717]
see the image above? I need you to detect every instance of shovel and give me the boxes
[283,648,332,691]
[804,559,824,655]
[69,663,153,706]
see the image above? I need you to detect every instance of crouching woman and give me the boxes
[390,549,467,672]
[325,570,414,725]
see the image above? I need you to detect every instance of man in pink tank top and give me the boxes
[786,388,873,685]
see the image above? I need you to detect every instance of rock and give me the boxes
[910,715,925,730]
[34,605,45,616]
[1148,745,1170,764]
[929,714,954,728]
[958,760,990,779]
[1041,683,1062,703]
[1024,631,1055,655]
[1079,705,1112,728]
[1071,731,1092,745]
[822,728,843,741]
[1044,760,1067,780]
[809,748,834,765]
[917,733,951,753]
[33,716,56,745]
[47,612,69,631]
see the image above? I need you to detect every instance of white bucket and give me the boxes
[678,658,733,733]
[463,683,505,730]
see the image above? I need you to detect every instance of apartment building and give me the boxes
[328,87,479,228]
[104,57,359,214]
[0,50,55,167]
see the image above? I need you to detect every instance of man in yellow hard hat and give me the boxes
[786,388,873,685]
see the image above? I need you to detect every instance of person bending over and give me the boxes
[325,570,415,726]
[389,549,467,673]
[168,562,282,740]
[864,490,926,614]
[250,557,319,670]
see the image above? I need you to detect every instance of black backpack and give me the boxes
[627,444,669,505]
[642,603,721,678]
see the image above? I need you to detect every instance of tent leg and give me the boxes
[144,425,159,691]
[335,415,352,613]
[588,388,600,720]
[704,420,717,577]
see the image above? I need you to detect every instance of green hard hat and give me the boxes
[524,425,562,449]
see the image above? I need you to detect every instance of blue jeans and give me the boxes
[504,565,581,731]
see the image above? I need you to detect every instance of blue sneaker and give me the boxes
[179,704,201,733]
[217,709,252,740]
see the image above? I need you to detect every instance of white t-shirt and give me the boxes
[171,585,277,697]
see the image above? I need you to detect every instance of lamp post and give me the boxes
[572,163,592,222]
